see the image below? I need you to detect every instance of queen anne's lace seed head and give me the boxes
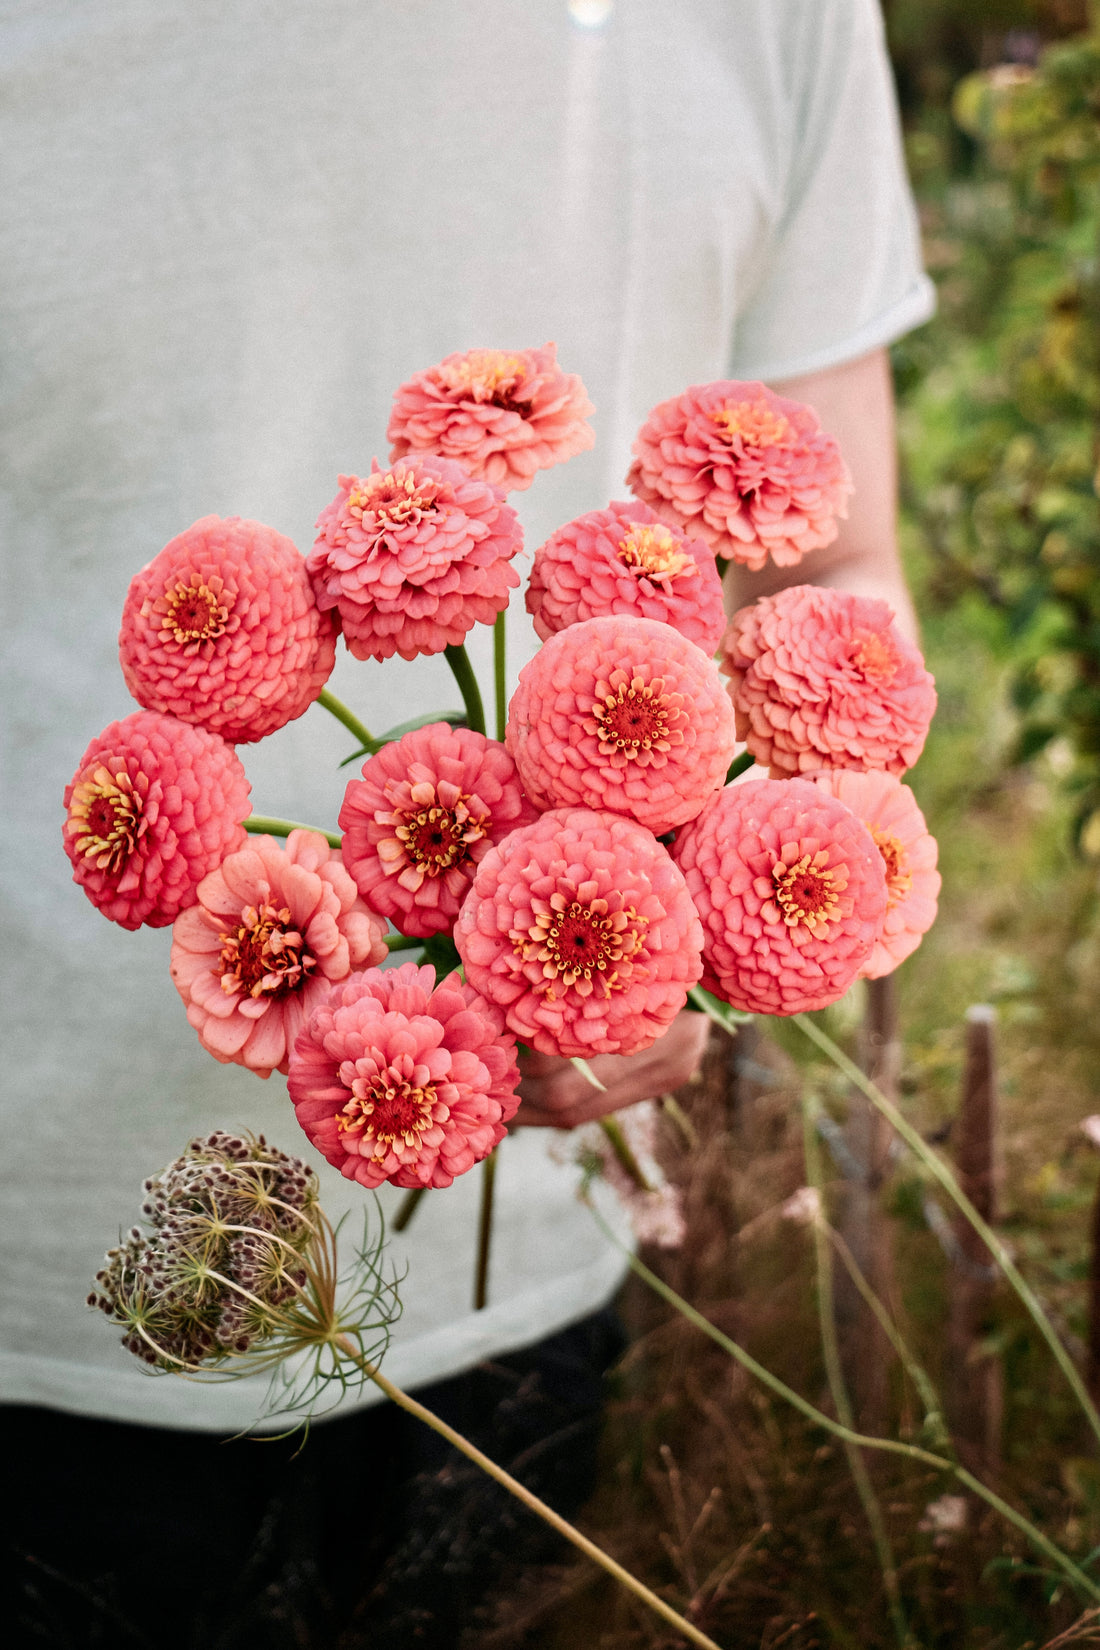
[671,778,888,1015]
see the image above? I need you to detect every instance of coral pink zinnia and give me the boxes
[287,963,520,1190]
[526,499,727,655]
[387,342,595,492]
[626,380,851,570]
[722,585,937,777]
[455,807,704,1058]
[307,457,523,662]
[119,516,338,744]
[506,615,737,836]
[63,711,251,930]
[169,830,388,1079]
[339,723,538,939]
[672,778,888,1016]
[810,769,941,978]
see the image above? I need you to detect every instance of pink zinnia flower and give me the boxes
[455,808,704,1058]
[63,711,251,930]
[387,342,595,492]
[169,830,387,1079]
[809,769,941,978]
[626,380,851,570]
[287,963,520,1190]
[721,585,937,777]
[306,457,523,662]
[671,778,888,1016]
[506,615,737,836]
[338,723,539,939]
[526,499,727,655]
[119,517,338,744]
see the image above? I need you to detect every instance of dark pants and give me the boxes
[3,1308,625,1649]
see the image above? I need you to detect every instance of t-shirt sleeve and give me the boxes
[729,0,935,382]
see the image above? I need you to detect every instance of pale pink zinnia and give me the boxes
[722,585,937,777]
[338,723,539,939]
[506,615,737,836]
[809,769,941,978]
[626,380,851,570]
[526,499,727,655]
[287,963,520,1190]
[671,778,888,1016]
[455,808,704,1058]
[63,711,251,930]
[169,830,388,1079]
[387,342,595,492]
[306,457,523,662]
[119,516,338,744]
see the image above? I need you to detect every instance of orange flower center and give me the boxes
[589,670,686,759]
[439,349,527,406]
[617,524,694,585]
[347,470,441,533]
[513,891,648,999]
[712,399,796,448]
[158,578,232,646]
[851,630,899,683]
[394,798,489,876]
[772,850,846,938]
[337,1071,439,1153]
[218,903,316,1000]
[872,828,912,910]
[66,766,144,872]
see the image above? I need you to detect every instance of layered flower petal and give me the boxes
[339,723,538,938]
[387,342,595,492]
[626,380,851,570]
[671,778,888,1015]
[455,807,704,1058]
[169,830,388,1078]
[287,962,520,1190]
[809,769,941,978]
[506,615,737,836]
[119,516,337,744]
[63,711,251,929]
[526,499,727,655]
[721,585,937,776]
[306,457,522,662]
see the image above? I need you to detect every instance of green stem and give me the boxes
[597,1216,1100,1606]
[245,816,341,850]
[599,1116,655,1193]
[793,1013,1100,1454]
[391,1187,427,1234]
[725,750,755,784]
[802,1097,909,1647]
[317,688,374,750]
[384,934,424,952]
[473,1148,498,1310]
[494,610,507,742]
[337,1338,724,1650]
[444,644,486,735]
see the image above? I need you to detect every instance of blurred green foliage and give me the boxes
[891,1,1100,846]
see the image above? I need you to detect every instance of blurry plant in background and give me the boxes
[888,0,1100,847]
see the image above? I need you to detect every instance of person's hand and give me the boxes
[514,1010,709,1129]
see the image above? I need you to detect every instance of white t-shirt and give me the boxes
[0,0,933,1430]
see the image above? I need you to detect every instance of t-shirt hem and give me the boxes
[732,275,937,384]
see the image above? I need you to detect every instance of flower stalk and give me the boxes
[317,687,374,751]
[444,643,486,735]
[244,815,342,850]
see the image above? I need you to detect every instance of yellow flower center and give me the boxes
[157,578,232,647]
[589,670,686,759]
[438,349,527,405]
[394,796,489,878]
[337,1072,439,1156]
[851,630,899,683]
[218,903,316,1000]
[512,891,648,999]
[346,469,440,533]
[617,524,695,586]
[872,828,912,910]
[772,851,846,939]
[712,399,796,448]
[66,766,144,872]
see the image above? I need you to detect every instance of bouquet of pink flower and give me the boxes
[70,345,940,1298]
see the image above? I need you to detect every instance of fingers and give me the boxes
[514,1011,709,1130]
